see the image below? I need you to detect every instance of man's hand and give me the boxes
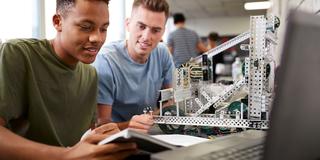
[128,114,154,133]
[64,123,137,160]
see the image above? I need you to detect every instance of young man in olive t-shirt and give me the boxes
[0,0,137,159]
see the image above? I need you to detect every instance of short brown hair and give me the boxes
[56,0,109,17]
[132,0,169,19]
[208,32,219,41]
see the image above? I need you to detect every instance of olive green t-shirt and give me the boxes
[0,39,98,147]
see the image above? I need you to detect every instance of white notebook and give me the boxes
[152,134,209,147]
[97,128,178,153]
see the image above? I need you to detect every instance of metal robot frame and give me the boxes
[154,15,278,130]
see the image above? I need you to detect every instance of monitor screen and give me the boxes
[264,10,320,160]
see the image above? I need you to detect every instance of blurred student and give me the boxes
[167,13,208,68]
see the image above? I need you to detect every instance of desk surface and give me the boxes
[151,130,266,160]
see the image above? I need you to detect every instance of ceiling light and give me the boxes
[244,1,272,10]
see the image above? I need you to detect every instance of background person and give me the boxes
[167,12,208,68]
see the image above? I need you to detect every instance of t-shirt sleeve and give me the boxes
[0,42,27,124]
[160,45,174,86]
[92,47,115,106]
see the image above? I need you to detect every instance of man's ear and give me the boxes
[53,14,62,32]
[125,18,130,32]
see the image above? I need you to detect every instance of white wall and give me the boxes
[270,0,320,26]
[185,16,251,37]
[268,0,320,63]
[33,0,45,38]
[106,0,126,42]
[0,0,33,40]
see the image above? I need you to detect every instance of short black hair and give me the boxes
[56,0,109,17]
[208,32,219,41]
[173,13,185,24]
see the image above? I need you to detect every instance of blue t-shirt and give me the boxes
[92,40,174,122]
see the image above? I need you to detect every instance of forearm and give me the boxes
[0,126,66,160]
[116,121,130,130]
[97,104,113,127]
[97,104,153,132]
[198,42,208,53]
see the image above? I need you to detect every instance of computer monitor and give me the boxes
[264,10,320,160]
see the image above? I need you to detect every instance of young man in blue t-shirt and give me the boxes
[93,0,174,133]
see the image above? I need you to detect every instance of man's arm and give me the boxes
[0,117,136,160]
[0,117,5,126]
[97,104,132,131]
[97,104,113,125]
[97,104,153,133]
[197,41,209,53]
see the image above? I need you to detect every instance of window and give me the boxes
[0,0,33,41]
[45,0,56,39]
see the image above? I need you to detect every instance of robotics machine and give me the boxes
[154,15,280,134]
